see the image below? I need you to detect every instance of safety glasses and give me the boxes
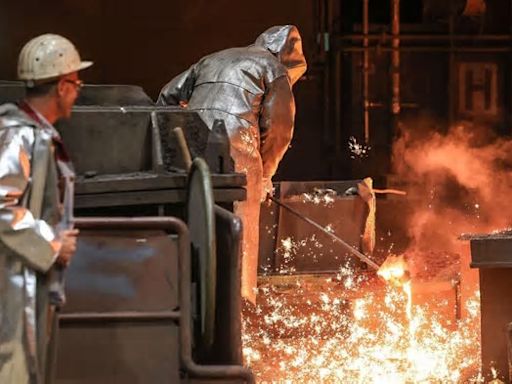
[63,79,84,91]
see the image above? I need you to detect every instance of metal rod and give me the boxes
[59,311,181,323]
[448,12,455,128]
[336,34,512,41]
[174,126,193,170]
[391,0,401,117]
[150,111,165,173]
[509,0,512,135]
[323,0,334,176]
[337,46,512,53]
[268,195,380,271]
[362,0,370,143]
[323,38,331,154]
[334,51,343,156]
[74,216,187,230]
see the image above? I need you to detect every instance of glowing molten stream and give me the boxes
[377,254,411,287]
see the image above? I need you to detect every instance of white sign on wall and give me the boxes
[458,62,498,117]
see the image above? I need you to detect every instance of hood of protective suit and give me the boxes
[254,25,307,85]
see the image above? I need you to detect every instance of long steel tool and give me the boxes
[267,195,381,271]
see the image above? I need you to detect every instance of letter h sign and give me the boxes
[457,62,498,117]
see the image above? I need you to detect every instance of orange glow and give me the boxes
[377,254,410,287]
[242,121,512,382]
[243,268,481,383]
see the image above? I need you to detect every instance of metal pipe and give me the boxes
[337,46,512,53]
[391,0,401,117]
[59,311,181,324]
[336,34,512,41]
[448,13,455,128]
[150,111,165,173]
[334,50,343,156]
[323,0,331,156]
[173,126,193,170]
[509,0,512,134]
[362,0,370,142]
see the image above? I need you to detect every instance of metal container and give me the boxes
[470,233,512,382]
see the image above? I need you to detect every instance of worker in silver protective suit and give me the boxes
[0,34,91,383]
[158,25,307,303]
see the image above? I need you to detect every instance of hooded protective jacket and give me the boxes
[0,103,72,383]
[158,25,307,303]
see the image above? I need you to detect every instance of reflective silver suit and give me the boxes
[0,103,68,383]
[158,25,307,302]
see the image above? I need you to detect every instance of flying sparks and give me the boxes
[348,136,371,159]
[243,241,482,383]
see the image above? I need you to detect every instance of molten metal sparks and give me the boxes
[244,252,482,383]
[301,188,337,206]
[377,254,411,288]
[348,136,371,159]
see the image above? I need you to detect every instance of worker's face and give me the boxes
[56,72,82,119]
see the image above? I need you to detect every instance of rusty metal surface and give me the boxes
[55,106,211,177]
[75,172,245,194]
[61,230,179,313]
[56,324,181,384]
[53,217,253,384]
[206,206,244,365]
[0,83,247,211]
[470,234,512,381]
[59,310,180,323]
[477,268,512,382]
[260,181,368,274]
[55,217,186,384]
[74,188,246,208]
[57,109,154,175]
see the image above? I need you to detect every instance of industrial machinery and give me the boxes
[469,232,512,383]
[0,82,253,383]
[0,82,395,382]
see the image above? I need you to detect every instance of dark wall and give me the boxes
[0,0,331,181]
[0,0,317,98]
[4,1,510,183]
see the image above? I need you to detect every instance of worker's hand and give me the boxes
[261,177,274,202]
[56,229,79,267]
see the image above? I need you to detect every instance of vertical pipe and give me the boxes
[334,51,343,155]
[391,0,401,120]
[448,13,455,129]
[509,0,512,135]
[363,0,370,143]
[323,0,331,145]
[333,0,343,157]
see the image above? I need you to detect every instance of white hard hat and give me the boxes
[17,33,93,84]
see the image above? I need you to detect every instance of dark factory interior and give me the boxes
[2,1,512,383]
